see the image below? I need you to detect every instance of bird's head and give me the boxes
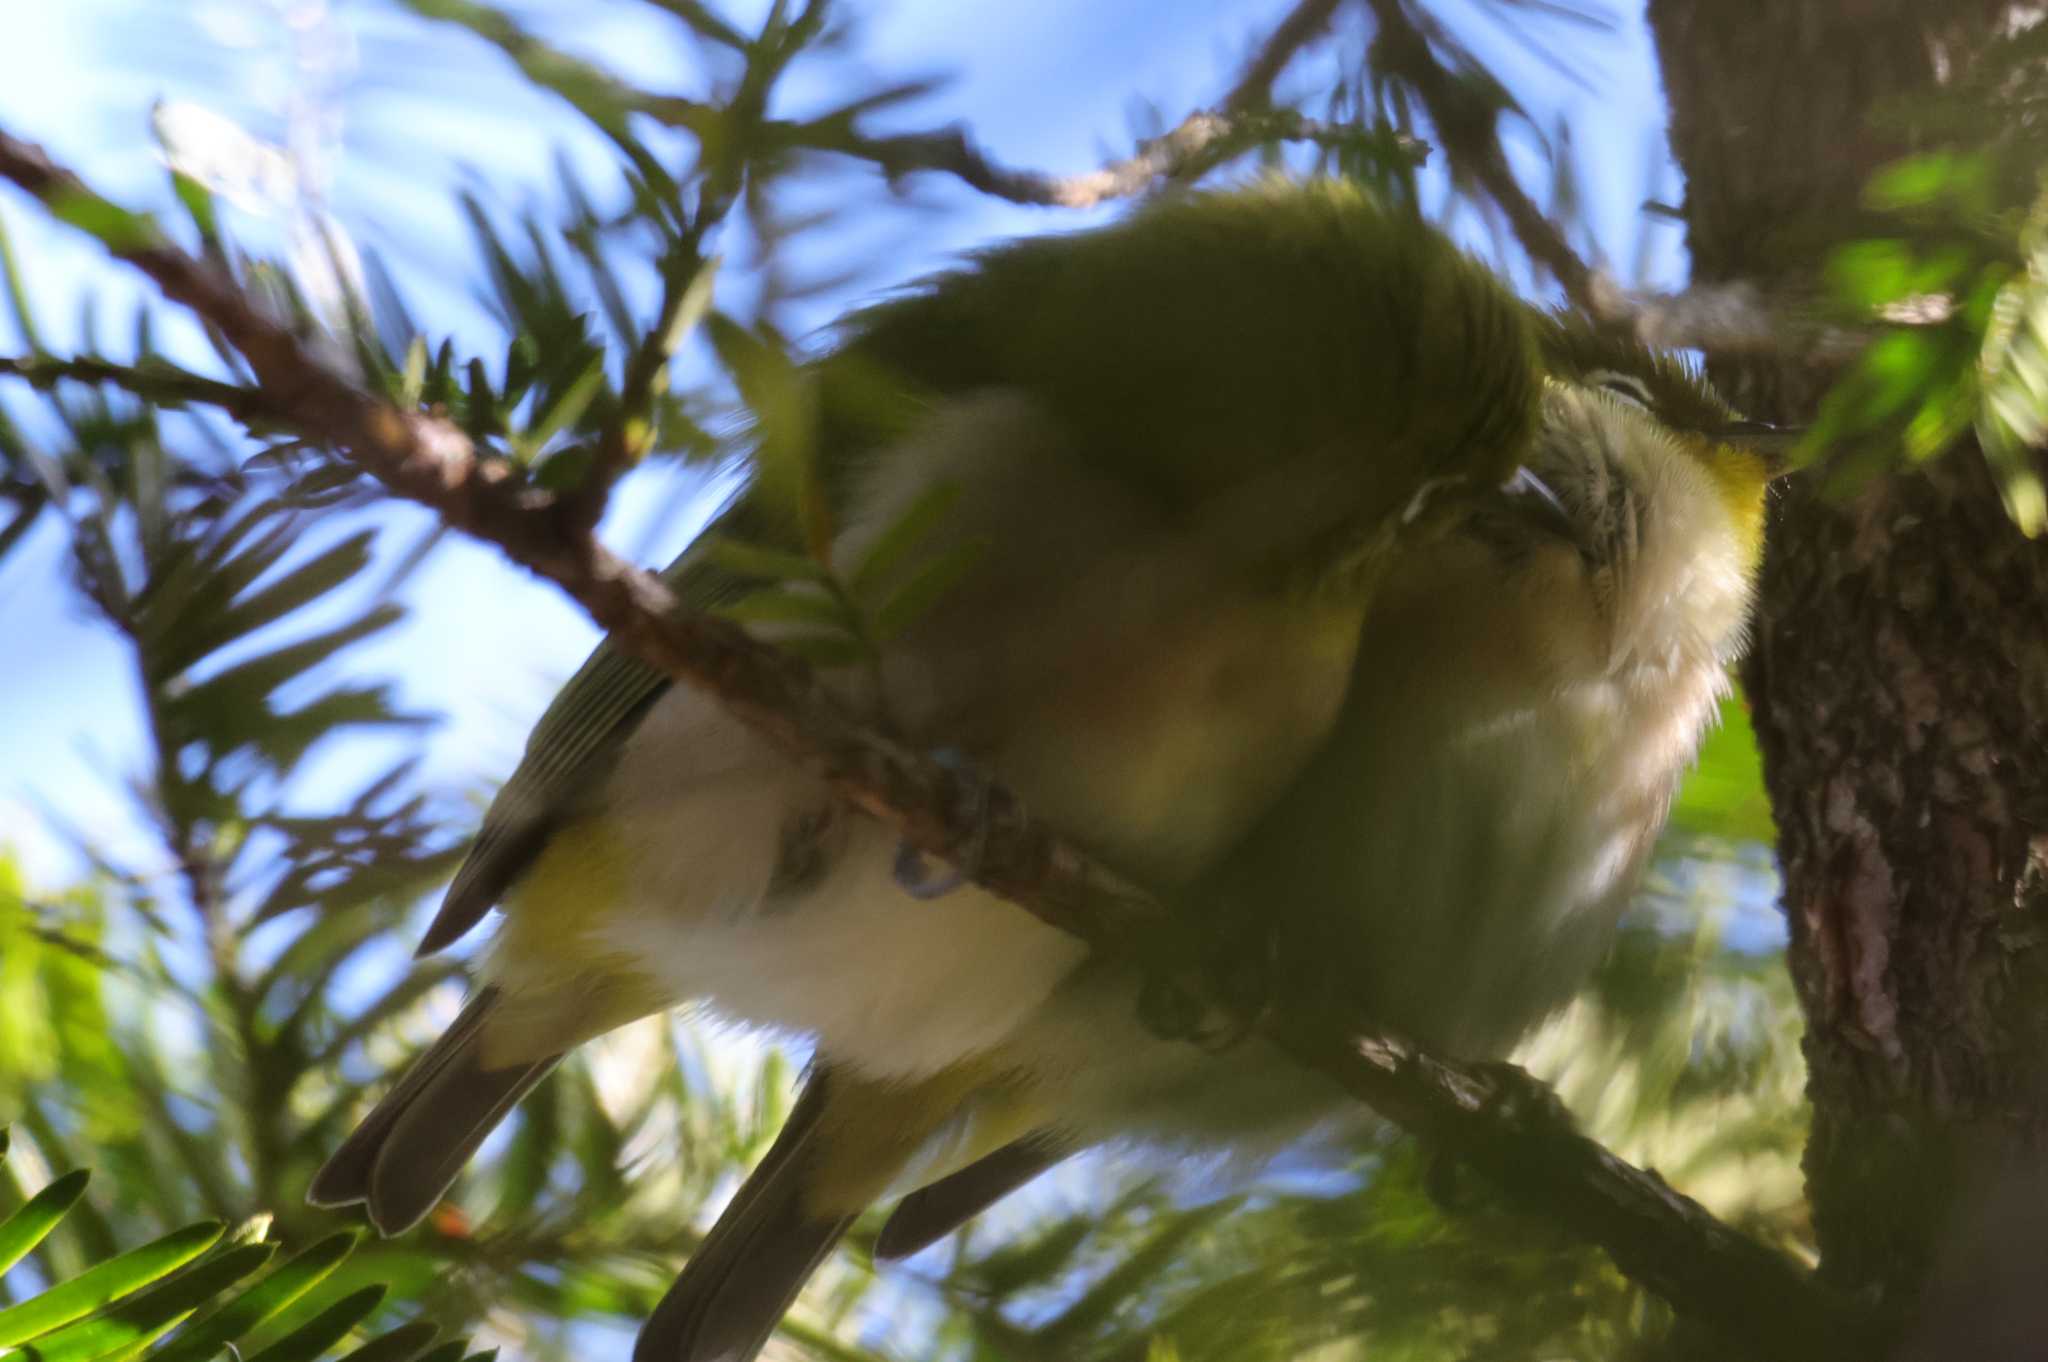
[1458,320,1793,672]
[1530,318,1791,577]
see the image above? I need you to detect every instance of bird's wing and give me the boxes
[634,1069,856,1362]
[417,499,788,955]
[420,184,1546,954]
[420,641,668,954]
[832,181,1543,526]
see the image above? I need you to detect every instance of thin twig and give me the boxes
[570,226,716,531]
[24,921,130,975]
[0,353,292,427]
[414,0,1409,212]
[777,106,1425,210]
[0,126,1880,1362]
[1225,0,1350,112]
[1364,0,1595,308]
[1584,271,1866,362]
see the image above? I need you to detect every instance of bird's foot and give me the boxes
[893,747,994,900]
[1422,1146,1471,1213]
[1136,904,1278,1053]
[1208,909,1279,1020]
[893,842,963,898]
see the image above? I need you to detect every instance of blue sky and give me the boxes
[0,0,1687,895]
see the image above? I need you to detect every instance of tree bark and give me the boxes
[1649,1,2048,1351]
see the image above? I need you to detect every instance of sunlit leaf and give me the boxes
[714,585,850,630]
[698,535,830,583]
[45,188,158,254]
[239,1283,387,1362]
[0,1167,90,1276]
[519,350,606,458]
[0,1220,221,1347]
[337,1318,441,1361]
[16,1241,273,1362]
[150,1230,361,1362]
[1670,694,1774,845]
[706,313,818,534]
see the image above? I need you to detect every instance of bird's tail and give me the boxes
[634,1069,857,1362]
[873,1132,1066,1260]
[307,987,559,1235]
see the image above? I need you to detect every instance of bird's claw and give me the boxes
[894,842,965,899]
[1423,1146,1469,1213]
[1132,893,1280,1050]
[1136,968,1263,1053]
[892,747,995,900]
[1137,971,1213,1045]
[1136,929,1274,1054]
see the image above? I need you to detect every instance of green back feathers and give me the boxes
[431,182,1554,949]
[822,180,1542,519]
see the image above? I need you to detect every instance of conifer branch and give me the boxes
[0,125,1875,1362]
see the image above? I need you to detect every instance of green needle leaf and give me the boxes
[0,1168,90,1277]
[0,1220,221,1348]
[520,351,607,457]
[239,1283,388,1362]
[10,1241,273,1362]
[874,538,990,640]
[699,535,830,583]
[849,480,962,598]
[45,187,160,253]
[338,1318,441,1362]
[713,586,850,630]
[150,1229,361,1362]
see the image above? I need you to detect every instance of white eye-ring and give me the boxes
[1588,370,1654,409]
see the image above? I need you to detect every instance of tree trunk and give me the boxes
[1647,2,2048,1351]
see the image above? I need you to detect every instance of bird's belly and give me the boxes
[647,820,1090,1078]
[987,591,1367,883]
[541,708,1081,1079]
[1005,659,1726,1157]
[1333,667,1716,1057]
[564,384,1368,1076]
[536,586,1365,1081]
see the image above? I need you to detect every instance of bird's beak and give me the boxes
[1716,420,1806,480]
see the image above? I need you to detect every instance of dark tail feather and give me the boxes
[874,1134,1067,1261]
[307,987,559,1236]
[634,1070,856,1362]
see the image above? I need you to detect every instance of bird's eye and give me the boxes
[1588,371,1653,409]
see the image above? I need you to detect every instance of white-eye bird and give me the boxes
[309,180,1779,1362]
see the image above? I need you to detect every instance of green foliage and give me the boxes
[705,312,824,545]
[0,1164,91,1277]
[1972,183,2048,531]
[149,1231,360,1362]
[1806,148,2040,524]
[0,1136,484,1359]
[1669,693,1775,846]
[704,476,992,686]
[1809,22,2048,535]
[0,64,800,1342]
